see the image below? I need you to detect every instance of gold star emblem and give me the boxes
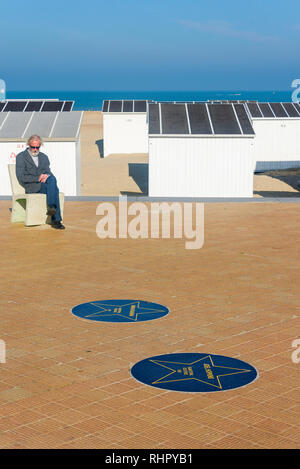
[83,301,167,322]
[150,355,253,389]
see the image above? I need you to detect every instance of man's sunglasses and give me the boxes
[30,145,40,149]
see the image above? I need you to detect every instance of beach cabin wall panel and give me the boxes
[252,119,300,171]
[103,113,148,157]
[0,140,81,196]
[42,140,81,196]
[148,137,255,198]
[0,142,28,195]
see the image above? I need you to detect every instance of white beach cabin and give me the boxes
[148,102,255,198]
[0,110,83,196]
[245,102,300,171]
[102,100,149,157]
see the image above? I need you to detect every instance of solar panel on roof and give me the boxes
[258,103,274,118]
[0,112,32,138]
[0,110,81,140]
[187,103,212,134]
[109,101,122,112]
[23,112,57,139]
[0,99,74,112]
[174,101,195,104]
[41,101,64,112]
[3,101,27,111]
[209,100,258,104]
[148,103,255,136]
[245,102,300,119]
[161,103,189,134]
[208,104,241,135]
[62,101,74,111]
[24,101,43,112]
[282,102,300,118]
[294,103,300,114]
[102,100,109,112]
[246,103,263,118]
[269,102,288,118]
[50,111,82,138]
[148,103,160,134]
[233,104,255,135]
[0,113,8,127]
[103,100,148,112]
[123,100,133,112]
[133,101,147,112]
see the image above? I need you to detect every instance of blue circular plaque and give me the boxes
[71,300,169,323]
[131,353,258,392]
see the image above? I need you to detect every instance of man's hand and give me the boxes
[39,174,49,183]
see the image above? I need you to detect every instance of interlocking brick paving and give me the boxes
[0,200,299,449]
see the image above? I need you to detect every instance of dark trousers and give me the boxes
[39,175,62,222]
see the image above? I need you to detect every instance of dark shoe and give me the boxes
[51,221,65,230]
[47,206,56,216]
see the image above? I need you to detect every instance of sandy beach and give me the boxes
[80,112,148,197]
[80,111,300,198]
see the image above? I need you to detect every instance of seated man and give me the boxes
[16,135,65,229]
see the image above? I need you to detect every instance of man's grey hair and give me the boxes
[27,135,43,146]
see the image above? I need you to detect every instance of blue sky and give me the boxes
[1,0,300,90]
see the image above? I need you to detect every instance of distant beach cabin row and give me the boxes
[102,99,300,197]
[1,98,300,199]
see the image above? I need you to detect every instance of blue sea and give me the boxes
[6,90,293,111]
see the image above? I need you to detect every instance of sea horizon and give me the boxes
[5,89,294,111]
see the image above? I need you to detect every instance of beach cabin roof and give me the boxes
[0,111,83,141]
[102,100,150,113]
[148,102,255,136]
[208,100,258,104]
[0,100,74,112]
[245,102,300,119]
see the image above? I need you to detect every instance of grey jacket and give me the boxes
[16,149,53,193]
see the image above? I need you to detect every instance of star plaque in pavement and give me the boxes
[131,353,258,392]
[71,300,169,323]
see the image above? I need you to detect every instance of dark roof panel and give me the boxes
[282,102,300,118]
[148,103,160,134]
[24,101,43,112]
[41,101,64,112]
[234,104,255,135]
[187,103,212,134]
[123,100,133,112]
[102,100,149,112]
[148,102,255,136]
[62,101,74,111]
[161,103,189,134]
[208,104,241,135]
[3,101,27,111]
[258,103,274,118]
[269,102,288,118]
[246,103,263,118]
